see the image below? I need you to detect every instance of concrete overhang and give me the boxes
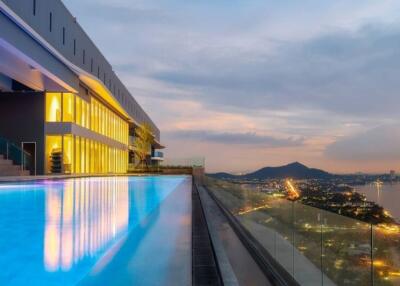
[153,140,165,149]
[0,1,129,119]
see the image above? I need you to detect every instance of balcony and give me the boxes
[151,151,164,161]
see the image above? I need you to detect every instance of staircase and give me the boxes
[0,154,30,176]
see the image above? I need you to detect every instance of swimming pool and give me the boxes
[0,176,192,286]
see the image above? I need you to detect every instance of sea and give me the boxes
[356,182,400,222]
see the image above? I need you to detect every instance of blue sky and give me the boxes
[63,0,400,173]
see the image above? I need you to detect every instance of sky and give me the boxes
[63,0,400,174]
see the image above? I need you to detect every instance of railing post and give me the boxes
[371,224,374,286]
[6,142,8,160]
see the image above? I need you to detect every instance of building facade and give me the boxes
[0,0,163,175]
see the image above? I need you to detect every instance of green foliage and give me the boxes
[133,123,154,167]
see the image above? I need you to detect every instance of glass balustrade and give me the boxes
[202,176,400,286]
[0,137,32,173]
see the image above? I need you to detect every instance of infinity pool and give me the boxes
[0,176,192,286]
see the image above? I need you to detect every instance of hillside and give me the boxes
[208,162,333,180]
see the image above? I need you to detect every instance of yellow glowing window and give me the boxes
[75,136,81,174]
[86,139,90,174]
[76,97,82,126]
[62,93,75,122]
[45,135,62,173]
[81,100,86,127]
[63,135,74,174]
[90,101,95,131]
[85,101,90,129]
[90,140,94,174]
[81,138,85,174]
[46,93,62,122]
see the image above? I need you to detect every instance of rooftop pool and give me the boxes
[0,176,192,286]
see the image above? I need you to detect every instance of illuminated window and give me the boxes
[45,135,62,174]
[86,101,90,128]
[90,140,94,174]
[76,97,82,126]
[63,135,74,174]
[75,136,81,174]
[62,93,75,122]
[80,137,85,174]
[46,93,62,122]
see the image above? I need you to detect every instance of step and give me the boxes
[0,170,28,176]
[0,164,21,172]
[0,159,13,166]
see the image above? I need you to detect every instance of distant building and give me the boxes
[390,170,396,180]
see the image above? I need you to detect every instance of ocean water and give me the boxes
[356,182,400,222]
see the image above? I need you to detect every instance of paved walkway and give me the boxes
[197,185,271,286]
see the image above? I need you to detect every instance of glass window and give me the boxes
[86,138,90,174]
[86,101,90,129]
[62,93,75,122]
[63,135,74,174]
[90,140,94,174]
[75,136,81,174]
[46,93,62,122]
[45,135,62,174]
[76,97,82,126]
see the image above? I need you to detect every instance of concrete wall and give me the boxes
[0,0,160,140]
[0,92,45,174]
[0,10,79,92]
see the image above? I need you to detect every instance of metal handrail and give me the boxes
[0,136,32,171]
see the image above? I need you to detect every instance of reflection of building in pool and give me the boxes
[43,178,129,271]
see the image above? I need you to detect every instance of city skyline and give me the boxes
[64,0,400,173]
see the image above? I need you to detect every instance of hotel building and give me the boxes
[0,0,163,175]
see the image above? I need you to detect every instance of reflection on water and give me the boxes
[0,176,184,286]
[43,178,129,271]
[357,182,400,222]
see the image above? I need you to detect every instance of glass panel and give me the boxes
[86,139,90,174]
[63,135,74,174]
[76,97,82,126]
[293,203,323,285]
[62,93,75,122]
[75,136,81,174]
[373,224,400,285]
[91,100,95,131]
[90,140,94,174]
[322,210,372,285]
[273,198,294,276]
[45,135,62,174]
[81,138,85,174]
[86,101,91,129]
[46,93,62,122]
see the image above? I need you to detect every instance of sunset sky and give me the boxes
[64,0,400,174]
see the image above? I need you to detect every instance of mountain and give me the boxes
[208,162,333,180]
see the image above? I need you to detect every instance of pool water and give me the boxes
[0,176,190,286]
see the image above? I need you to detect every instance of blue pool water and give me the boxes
[0,176,190,286]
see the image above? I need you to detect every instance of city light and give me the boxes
[286,179,300,200]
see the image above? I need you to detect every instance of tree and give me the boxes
[133,123,154,168]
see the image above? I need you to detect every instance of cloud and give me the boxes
[151,23,400,120]
[324,125,400,161]
[164,130,304,147]
[62,0,400,172]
